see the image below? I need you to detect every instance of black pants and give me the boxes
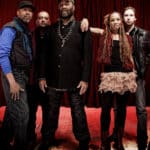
[42,88,90,143]
[100,91,128,132]
[27,84,49,141]
[112,78,148,149]
[134,78,147,148]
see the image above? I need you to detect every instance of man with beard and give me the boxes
[0,1,35,150]
[38,0,92,150]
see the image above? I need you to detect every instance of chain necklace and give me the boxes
[57,20,75,47]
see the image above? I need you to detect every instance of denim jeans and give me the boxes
[1,69,29,150]
[41,88,90,143]
[112,78,148,149]
[135,78,148,148]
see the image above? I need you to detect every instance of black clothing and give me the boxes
[39,20,92,89]
[43,88,90,141]
[38,19,92,146]
[112,26,150,149]
[27,26,49,143]
[34,26,50,75]
[104,40,125,72]
[130,26,150,78]
[130,26,150,149]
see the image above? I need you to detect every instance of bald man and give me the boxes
[26,11,51,150]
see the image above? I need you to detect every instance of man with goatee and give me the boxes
[38,0,92,150]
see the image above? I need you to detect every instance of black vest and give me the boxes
[4,18,32,70]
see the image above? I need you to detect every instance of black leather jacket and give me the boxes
[130,26,150,78]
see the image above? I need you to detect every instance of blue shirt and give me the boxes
[0,27,16,74]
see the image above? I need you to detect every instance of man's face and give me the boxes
[36,11,51,27]
[58,0,75,19]
[17,7,33,23]
[123,9,136,26]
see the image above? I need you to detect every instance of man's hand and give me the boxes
[80,18,89,32]
[6,73,24,100]
[77,81,88,95]
[39,79,48,93]
[10,81,24,100]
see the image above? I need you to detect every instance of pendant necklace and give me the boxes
[57,20,75,48]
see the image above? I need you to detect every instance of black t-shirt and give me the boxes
[104,40,124,72]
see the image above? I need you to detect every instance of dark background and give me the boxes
[0,0,150,107]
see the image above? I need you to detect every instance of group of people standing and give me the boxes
[0,0,150,150]
[88,7,150,150]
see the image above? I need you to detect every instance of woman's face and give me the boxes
[109,12,122,33]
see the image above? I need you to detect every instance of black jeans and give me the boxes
[27,84,49,141]
[100,92,128,132]
[135,78,148,148]
[1,70,29,150]
[112,78,148,149]
[41,88,90,143]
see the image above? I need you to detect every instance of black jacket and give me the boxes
[39,20,92,89]
[130,26,150,78]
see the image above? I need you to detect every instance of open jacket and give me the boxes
[130,26,150,78]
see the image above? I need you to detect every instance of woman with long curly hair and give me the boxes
[96,12,137,150]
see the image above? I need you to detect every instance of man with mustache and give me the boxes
[0,1,35,150]
[38,0,92,150]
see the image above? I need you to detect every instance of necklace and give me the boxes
[57,20,75,47]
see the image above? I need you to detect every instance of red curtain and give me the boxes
[0,0,150,107]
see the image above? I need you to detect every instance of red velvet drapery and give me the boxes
[0,0,150,107]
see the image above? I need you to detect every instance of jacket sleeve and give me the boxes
[0,27,16,74]
[81,29,92,82]
[143,31,150,64]
[37,31,49,79]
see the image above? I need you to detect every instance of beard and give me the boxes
[21,15,32,23]
[59,9,74,19]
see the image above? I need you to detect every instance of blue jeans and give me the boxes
[1,69,29,150]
